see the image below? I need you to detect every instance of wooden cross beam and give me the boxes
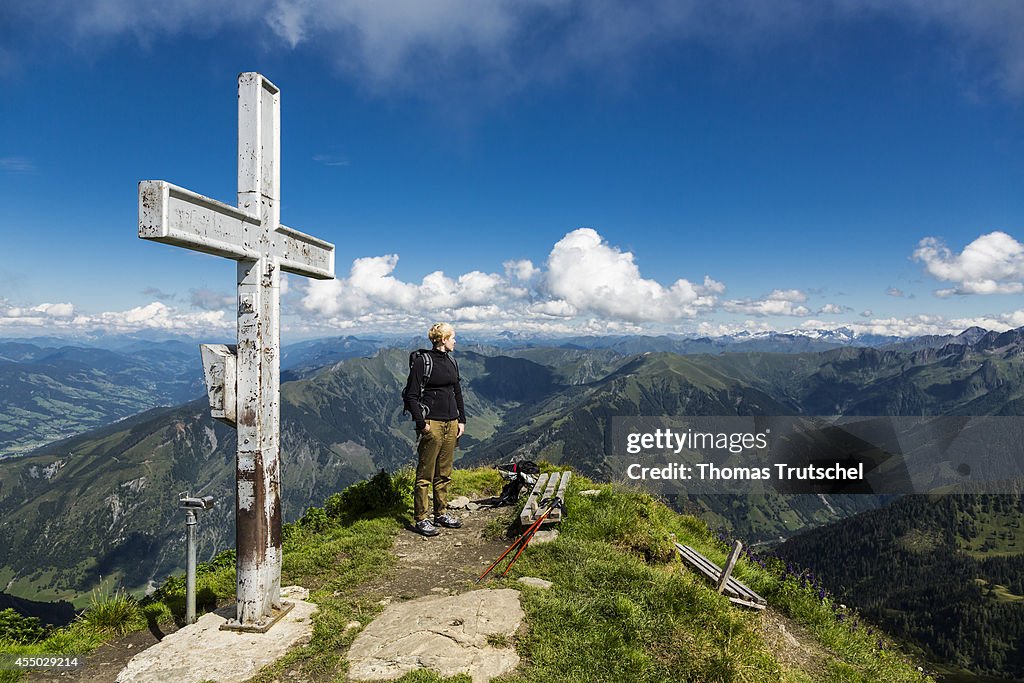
[137,73,335,630]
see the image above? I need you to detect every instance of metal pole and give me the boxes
[185,509,197,624]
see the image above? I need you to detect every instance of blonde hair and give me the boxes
[428,322,455,345]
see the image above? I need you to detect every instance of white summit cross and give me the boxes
[138,73,335,631]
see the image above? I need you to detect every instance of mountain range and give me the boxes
[2,327,1023,608]
[1,324,990,461]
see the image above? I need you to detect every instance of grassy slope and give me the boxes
[0,468,931,682]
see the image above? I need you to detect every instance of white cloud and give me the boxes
[504,259,540,282]
[913,231,1024,296]
[300,228,720,330]
[844,311,1024,337]
[90,302,231,332]
[529,300,577,318]
[818,303,851,315]
[2,301,76,320]
[723,289,811,317]
[0,299,231,333]
[885,286,905,297]
[302,253,528,320]
[543,228,720,322]
[767,289,807,302]
[31,302,74,318]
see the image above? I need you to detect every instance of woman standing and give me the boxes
[402,322,466,536]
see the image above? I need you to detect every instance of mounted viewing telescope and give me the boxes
[179,492,216,624]
[180,495,216,511]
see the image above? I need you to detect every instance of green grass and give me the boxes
[481,476,930,683]
[0,588,148,683]
[0,467,936,683]
[76,589,146,636]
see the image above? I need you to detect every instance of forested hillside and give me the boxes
[776,494,1024,678]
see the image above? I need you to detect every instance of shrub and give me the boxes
[326,469,409,520]
[301,506,330,532]
[0,608,45,644]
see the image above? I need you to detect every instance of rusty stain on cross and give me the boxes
[137,72,335,631]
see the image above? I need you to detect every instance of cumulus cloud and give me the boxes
[504,259,540,282]
[89,302,229,332]
[912,231,1024,296]
[543,228,720,322]
[7,1,1024,99]
[300,228,720,331]
[818,303,852,315]
[723,289,811,317]
[303,253,528,320]
[1,301,77,320]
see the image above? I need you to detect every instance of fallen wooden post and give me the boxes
[675,542,767,610]
[717,540,743,594]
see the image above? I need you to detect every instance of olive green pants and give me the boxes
[414,419,458,522]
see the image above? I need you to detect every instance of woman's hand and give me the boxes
[420,423,431,434]
[457,423,465,439]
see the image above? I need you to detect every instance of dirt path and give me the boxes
[361,500,518,602]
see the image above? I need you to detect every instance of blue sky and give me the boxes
[1,0,1023,341]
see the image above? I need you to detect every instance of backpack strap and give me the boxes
[408,349,433,400]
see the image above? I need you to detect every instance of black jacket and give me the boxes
[402,349,466,431]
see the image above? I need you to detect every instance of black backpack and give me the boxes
[494,460,541,506]
[405,349,459,418]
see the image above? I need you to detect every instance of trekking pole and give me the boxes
[499,497,563,578]
[476,508,549,583]
[478,496,563,582]
[477,533,529,583]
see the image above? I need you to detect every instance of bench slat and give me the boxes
[520,470,569,526]
[674,542,766,608]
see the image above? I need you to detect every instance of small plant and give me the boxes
[141,601,173,626]
[485,632,511,648]
[77,589,145,636]
[300,505,330,532]
[325,469,410,520]
[0,608,45,644]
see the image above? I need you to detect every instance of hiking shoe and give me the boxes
[414,519,440,536]
[434,513,463,529]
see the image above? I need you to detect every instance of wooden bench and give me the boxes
[520,471,571,526]
[675,542,767,610]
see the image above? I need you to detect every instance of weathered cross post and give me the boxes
[137,73,335,631]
